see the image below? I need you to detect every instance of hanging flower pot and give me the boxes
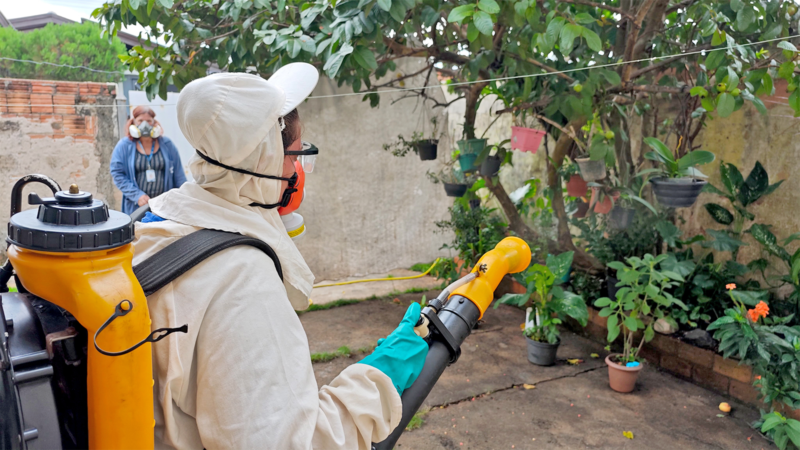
[566,174,588,197]
[606,354,643,393]
[510,127,545,153]
[416,139,438,161]
[576,158,607,182]
[590,188,619,214]
[468,199,481,210]
[457,138,488,155]
[458,153,478,173]
[573,199,590,218]
[443,183,468,197]
[609,206,636,229]
[480,155,502,177]
[650,177,707,208]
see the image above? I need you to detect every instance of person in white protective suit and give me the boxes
[131,63,428,449]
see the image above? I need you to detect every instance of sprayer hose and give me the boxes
[312,258,442,289]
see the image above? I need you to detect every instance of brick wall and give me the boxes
[0,78,120,257]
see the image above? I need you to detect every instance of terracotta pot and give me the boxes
[510,126,545,153]
[576,158,607,181]
[566,174,588,197]
[606,354,643,393]
[526,336,560,366]
[590,188,619,214]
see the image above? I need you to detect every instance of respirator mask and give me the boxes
[129,121,162,139]
[194,141,319,241]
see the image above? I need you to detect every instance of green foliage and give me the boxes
[758,412,800,450]
[310,346,351,363]
[435,204,507,283]
[0,22,125,82]
[572,208,664,265]
[702,161,783,260]
[382,132,425,157]
[642,137,715,178]
[405,410,427,431]
[594,254,687,363]
[496,251,587,344]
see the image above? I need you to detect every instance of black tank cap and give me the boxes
[7,184,134,252]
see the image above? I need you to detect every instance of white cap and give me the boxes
[269,63,320,116]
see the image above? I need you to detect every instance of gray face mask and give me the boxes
[137,122,154,136]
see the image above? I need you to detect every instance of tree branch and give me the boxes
[666,0,696,14]
[631,0,671,61]
[496,97,552,115]
[621,0,657,83]
[506,53,575,83]
[629,43,712,79]
[556,0,636,23]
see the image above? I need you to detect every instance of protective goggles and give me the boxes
[285,141,319,173]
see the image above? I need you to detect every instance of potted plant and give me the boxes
[588,184,619,214]
[594,254,688,392]
[561,160,588,197]
[416,117,441,161]
[427,167,469,198]
[496,252,588,366]
[510,126,545,153]
[478,141,509,177]
[576,127,615,182]
[642,137,715,207]
[609,205,636,229]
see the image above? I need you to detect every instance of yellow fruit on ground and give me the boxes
[719,402,731,413]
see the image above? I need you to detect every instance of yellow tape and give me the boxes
[287,223,305,238]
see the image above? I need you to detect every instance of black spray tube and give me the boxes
[373,295,481,450]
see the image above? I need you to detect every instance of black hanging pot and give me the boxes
[606,276,620,299]
[480,155,502,177]
[609,207,636,230]
[468,199,481,210]
[444,183,468,197]
[650,177,707,208]
[416,139,438,161]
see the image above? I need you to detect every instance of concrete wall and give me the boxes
[295,59,454,280]
[0,79,119,258]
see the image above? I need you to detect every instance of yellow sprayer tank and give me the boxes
[7,182,154,449]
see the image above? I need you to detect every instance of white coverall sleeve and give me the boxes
[193,248,402,449]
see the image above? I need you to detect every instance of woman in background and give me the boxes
[110,106,187,214]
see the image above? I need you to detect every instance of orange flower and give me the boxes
[755,375,762,380]
[747,301,770,322]
[726,283,737,290]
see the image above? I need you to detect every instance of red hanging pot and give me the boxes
[590,188,619,214]
[510,127,545,153]
[566,174,588,197]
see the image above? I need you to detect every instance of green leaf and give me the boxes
[656,221,681,248]
[779,61,796,81]
[702,229,748,253]
[595,297,613,307]
[543,17,565,52]
[156,0,173,7]
[546,251,574,280]
[660,254,695,278]
[779,41,799,53]
[560,24,582,54]
[690,86,708,97]
[677,150,715,170]
[447,4,474,23]
[581,28,602,52]
[477,0,500,15]
[607,315,620,342]
[762,414,786,432]
[497,293,529,307]
[704,203,734,225]
[705,50,726,71]
[472,11,494,35]
[623,315,639,331]
[388,1,406,22]
[730,0,744,11]
[323,42,353,78]
[738,161,769,206]
[736,7,755,31]
[644,324,655,343]
[643,137,675,164]
[466,22,479,42]
[376,0,391,12]
[717,93,735,118]
[599,69,621,86]
[557,292,589,325]
[749,223,791,260]
[351,46,377,70]
[720,162,744,195]
[790,89,800,116]
[786,422,800,448]
[420,5,440,27]
[574,12,595,24]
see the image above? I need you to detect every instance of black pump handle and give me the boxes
[10,174,61,216]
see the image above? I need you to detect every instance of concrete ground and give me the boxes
[310,268,441,305]
[302,292,771,450]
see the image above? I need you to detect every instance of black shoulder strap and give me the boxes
[133,229,283,296]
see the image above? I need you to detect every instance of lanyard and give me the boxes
[140,140,156,169]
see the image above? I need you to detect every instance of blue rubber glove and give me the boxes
[358,302,429,395]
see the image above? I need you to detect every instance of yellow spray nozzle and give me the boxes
[451,237,532,318]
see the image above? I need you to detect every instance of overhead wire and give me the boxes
[1,33,800,108]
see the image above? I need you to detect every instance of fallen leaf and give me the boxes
[623,431,634,440]
[567,359,584,365]
[520,323,525,330]
[392,298,401,304]
[523,384,536,390]
[590,353,599,358]
[717,414,725,418]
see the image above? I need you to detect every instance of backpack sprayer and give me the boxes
[373,236,531,449]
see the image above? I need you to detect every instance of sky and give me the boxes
[2,0,147,36]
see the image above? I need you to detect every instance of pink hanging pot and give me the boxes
[510,127,545,153]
